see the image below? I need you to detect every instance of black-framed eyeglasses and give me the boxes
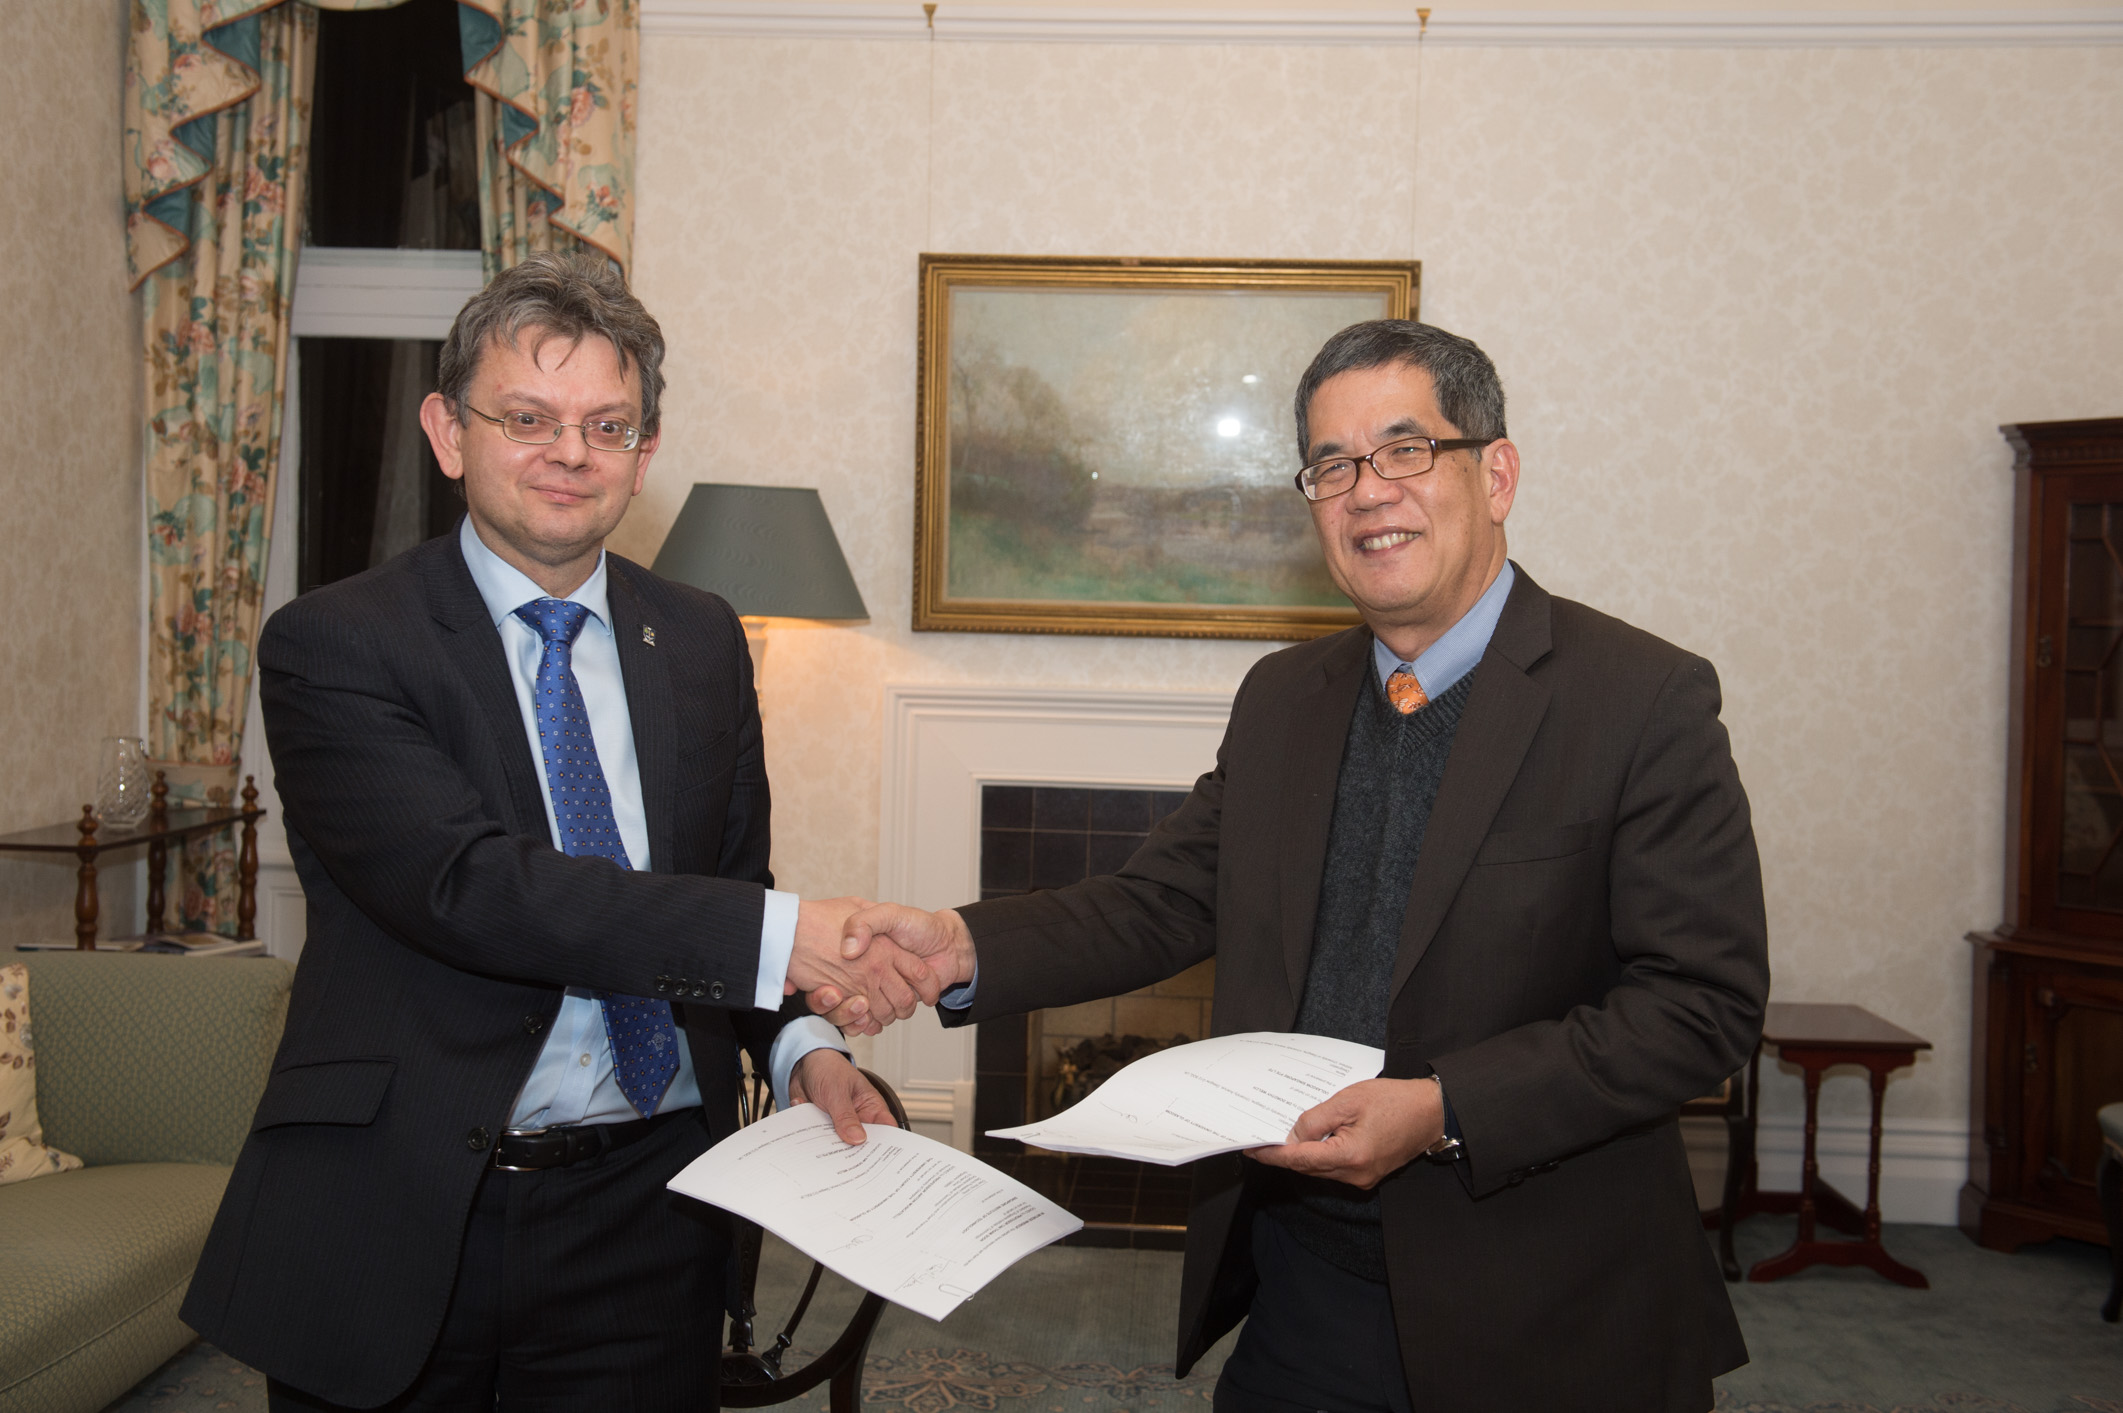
[465,404,643,453]
[1294,435,1493,502]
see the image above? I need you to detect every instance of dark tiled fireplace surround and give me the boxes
[973,784,1206,1248]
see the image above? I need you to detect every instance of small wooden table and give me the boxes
[1737,1002,1932,1289]
[0,774,265,948]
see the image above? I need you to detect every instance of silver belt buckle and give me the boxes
[491,1125,552,1172]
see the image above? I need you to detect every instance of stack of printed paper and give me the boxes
[988,1031,1386,1166]
[668,1106,1081,1321]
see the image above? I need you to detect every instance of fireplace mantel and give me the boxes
[869,683,1235,1149]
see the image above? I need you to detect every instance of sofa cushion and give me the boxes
[0,1162,231,1412]
[0,965,82,1187]
[20,954,291,1167]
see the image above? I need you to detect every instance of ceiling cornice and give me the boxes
[641,3,2123,47]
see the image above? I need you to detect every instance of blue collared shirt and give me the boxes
[457,519,844,1125]
[1371,561,1516,696]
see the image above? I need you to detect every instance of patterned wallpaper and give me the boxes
[0,8,2108,1120]
[625,34,2123,1125]
[0,1,144,946]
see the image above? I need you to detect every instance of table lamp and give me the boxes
[651,484,869,677]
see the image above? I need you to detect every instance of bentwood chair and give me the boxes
[718,1067,909,1411]
[2098,1102,2122,1323]
[1681,1064,1757,1282]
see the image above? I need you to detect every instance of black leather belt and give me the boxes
[490,1109,682,1171]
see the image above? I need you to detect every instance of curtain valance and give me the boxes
[126,1,636,287]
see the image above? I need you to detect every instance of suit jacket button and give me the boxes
[654,975,672,996]
[710,981,726,1000]
[523,1015,546,1035]
[466,1127,491,1153]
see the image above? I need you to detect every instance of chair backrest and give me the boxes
[21,951,292,1167]
[1679,1072,1741,1117]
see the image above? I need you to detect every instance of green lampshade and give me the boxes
[651,483,869,621]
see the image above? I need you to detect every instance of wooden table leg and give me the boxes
[1750,1061,1823,1282]
[1864,1063,1888,1244]
[146,835,167,933]
[236,776,260,942]
[1796,1063,1822,1245]
[1850,1060,1929,1288]
[73,806,99,950]
[146,771,168,933]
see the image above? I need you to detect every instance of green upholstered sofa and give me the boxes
[0,952,292,1413]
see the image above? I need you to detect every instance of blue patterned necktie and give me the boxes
[513,597,679,1119]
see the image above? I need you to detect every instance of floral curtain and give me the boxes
[458,0,637,279]
[122,0,636,930]
[126,0,317,932]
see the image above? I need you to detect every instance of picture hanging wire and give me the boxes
[925,4,938,246]
[1411,8,1430,261]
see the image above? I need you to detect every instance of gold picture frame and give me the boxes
[915,254,1420,640]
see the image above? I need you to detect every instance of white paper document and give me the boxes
[667,1105,1082,1321]
[987,1031,1387,1166]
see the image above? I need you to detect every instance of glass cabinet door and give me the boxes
[2035,473,2123,932]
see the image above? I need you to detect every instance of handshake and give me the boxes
[782,897,981,1035]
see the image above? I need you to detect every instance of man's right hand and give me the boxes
[786,896,946,1035]
[810,904,978,1030]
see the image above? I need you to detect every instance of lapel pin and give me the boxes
[641,625,657,647]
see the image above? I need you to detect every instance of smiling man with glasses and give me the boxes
[835,320,1771,1413]
[182,253,938,1413]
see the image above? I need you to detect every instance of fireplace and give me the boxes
[968,784,1210,1245]
[868,681,1235,1234]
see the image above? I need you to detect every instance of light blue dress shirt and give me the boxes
[1370,561,1516,695]
[456,520,846,1126]
[940,562,1519,1013]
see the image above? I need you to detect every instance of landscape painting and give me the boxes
[914,257,1421,639]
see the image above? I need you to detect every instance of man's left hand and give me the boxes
[1245,1077,1445,1190]
[787,1049,895,1146]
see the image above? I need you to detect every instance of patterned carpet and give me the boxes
[107,1346,2123,1413]
[109,1219,2120,1412]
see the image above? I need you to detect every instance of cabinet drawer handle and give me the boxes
[2037,635,2053,669]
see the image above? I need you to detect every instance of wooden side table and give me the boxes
[0,773,265,947]
[1738,1002,1933,1289]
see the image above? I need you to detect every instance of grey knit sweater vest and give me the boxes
[1257,665,1474,1282]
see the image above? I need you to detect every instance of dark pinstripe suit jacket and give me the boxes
[181,530,790,1405]
[944,568,1770,1412]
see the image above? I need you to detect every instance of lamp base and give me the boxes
[742,616,768,683]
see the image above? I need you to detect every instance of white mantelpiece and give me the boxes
[869,684,1233,1149]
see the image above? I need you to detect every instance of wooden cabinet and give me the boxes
[1966,418,2123,1252]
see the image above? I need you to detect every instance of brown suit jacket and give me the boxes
[944,567,1769,1412]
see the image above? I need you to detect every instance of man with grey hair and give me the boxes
[833,320,1770,1411]
[182,253,934,1411]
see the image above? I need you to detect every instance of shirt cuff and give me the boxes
[938,961,979,1009]
[768,1015,852,1111]
[754,888,799,1011]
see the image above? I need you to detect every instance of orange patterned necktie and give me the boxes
[1387,666,1428,715]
